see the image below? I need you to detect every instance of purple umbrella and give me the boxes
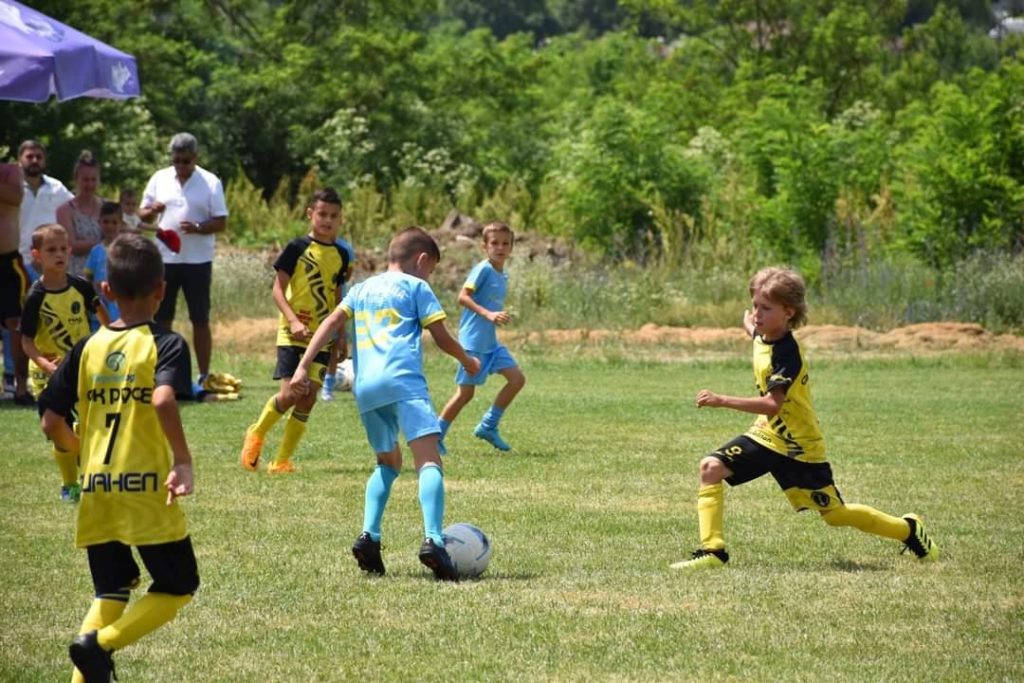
[0,0,140,102]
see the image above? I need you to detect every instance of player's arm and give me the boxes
[425,320,481,375]
[696,385,786,416]
[153,385,194,504]
[291,306,349,391]
[38,341,84,452]
[272,270,308,341]
[21,335,57,375]
[458,287,510,326]
[0,163,23,206]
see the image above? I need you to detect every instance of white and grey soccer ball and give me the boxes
[443,523,492,578]
[334,358,354,392]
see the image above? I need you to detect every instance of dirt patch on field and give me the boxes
[210,319,1024,357]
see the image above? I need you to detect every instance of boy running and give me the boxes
[291,227,480,581]
[240,188,349,473]
[672,267,939,569]
[39,233,199,682]
[438,222,525,452]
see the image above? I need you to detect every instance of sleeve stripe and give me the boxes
[421,311,446,327]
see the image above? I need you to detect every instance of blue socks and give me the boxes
[479,405,504,431]
[418,463,445,545]
[362,465,399,542]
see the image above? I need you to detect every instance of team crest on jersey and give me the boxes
[105,351,127,371]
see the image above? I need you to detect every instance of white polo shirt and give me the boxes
[19,175,73,261]
[142,165,229,264]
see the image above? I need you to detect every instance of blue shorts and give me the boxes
[455,345,518,386]
[360,398,440,454]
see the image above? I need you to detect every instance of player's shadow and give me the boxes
[830,558,888,572]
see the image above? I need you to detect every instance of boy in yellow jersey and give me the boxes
[39,233,199,683]
[239,188,350,473]
[291,227,480,580]
[20,224,108,502]
[672,267,939,570]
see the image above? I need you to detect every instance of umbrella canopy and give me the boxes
[0,0,140,102]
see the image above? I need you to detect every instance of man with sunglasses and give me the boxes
[139,133,228,387]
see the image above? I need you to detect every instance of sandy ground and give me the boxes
[211,319,1024,359]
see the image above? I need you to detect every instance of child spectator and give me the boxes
[20,224,107,502]
[438,221,525,452]
[119,188,142,232]
[239,188,349,473]
[291,227,480,580]
[40,233,199,682]
[671,267,939,569]
[84,201,124,322]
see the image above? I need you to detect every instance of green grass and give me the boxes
[1,349,1022,682]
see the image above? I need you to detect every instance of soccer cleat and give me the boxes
[418,538,459,582]
[69,630,115,683]
[240,427,264,471]
[473,424,511,451]
[352,532,386,576]
[60,483,81,503]
[319,387,334,402]
[267,460,296,474]
[669,548,730,570]
[902,514,939,561]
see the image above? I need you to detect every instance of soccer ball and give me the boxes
[443,523,492,578]
[334,358,354,392]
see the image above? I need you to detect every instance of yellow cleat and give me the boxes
[267,460,296,474]
[902,514,939,561]
[670,548,729,570]
[240,427,263,472]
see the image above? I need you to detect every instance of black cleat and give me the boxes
[418,538,459,582]
[69,630,115,682]
[352,532,386,575]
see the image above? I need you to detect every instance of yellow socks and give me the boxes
[252,395,285,437]
[274,410,309,465]
[71,596,128,683]
[54,447,79,487]
[697,483,726,550]
[821,503,911,540]
[96,593,191,652]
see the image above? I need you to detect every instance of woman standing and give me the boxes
[56,151,104,277]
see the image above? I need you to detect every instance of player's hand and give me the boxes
[289,320,310,342]
[165,464,194,505]
[290,367,310,395]
[42,360,57,375]
[492,310,511,326]
[696,389,722,408]
[463,355,481,376]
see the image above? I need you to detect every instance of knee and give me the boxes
[698,456,728,484]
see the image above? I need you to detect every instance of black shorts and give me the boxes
[710,435,844,512]
[86,536,200,596]
[0,250,29,322]
[157,262,212,325]
[273,345,330,383]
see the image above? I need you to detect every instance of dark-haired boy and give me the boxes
[84,201,125,323]
[239,188,350,473]
[291,227,480,581]
[40,233,199,683]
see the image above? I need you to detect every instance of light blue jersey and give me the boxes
[83,242,119,322]
[458,259,508,353]
[340,271,446,413]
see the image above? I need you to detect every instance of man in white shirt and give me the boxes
[139,133,228,383]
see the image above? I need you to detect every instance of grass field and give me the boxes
[1,346,1021,682]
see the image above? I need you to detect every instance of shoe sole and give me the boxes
[418,552,459,582]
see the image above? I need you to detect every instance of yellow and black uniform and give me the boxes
[710,331,842,514]
[0,250,30,321]
[272,235,349,383]
[19,275,99,398]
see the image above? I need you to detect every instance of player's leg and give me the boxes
[69,542,139,682]
[320,341,340,401]
[89,538,198,656]
[3,253,33,403]
[353,407,401,575]
[51,413,80,502]
[181,262,212,380]
[438,384,475,453]
[404,399,458,580]
[241,348,300,471]
[473,348,521,451]
[671,437,768,570]
[270,383,317,474]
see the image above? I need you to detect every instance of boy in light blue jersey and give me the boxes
[292,227,479,581]
[438,222,526,452]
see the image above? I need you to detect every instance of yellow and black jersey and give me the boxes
[274,236,349,348]
[20,275,98,395]
[744,331,826,463]
[39,322,194,548]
